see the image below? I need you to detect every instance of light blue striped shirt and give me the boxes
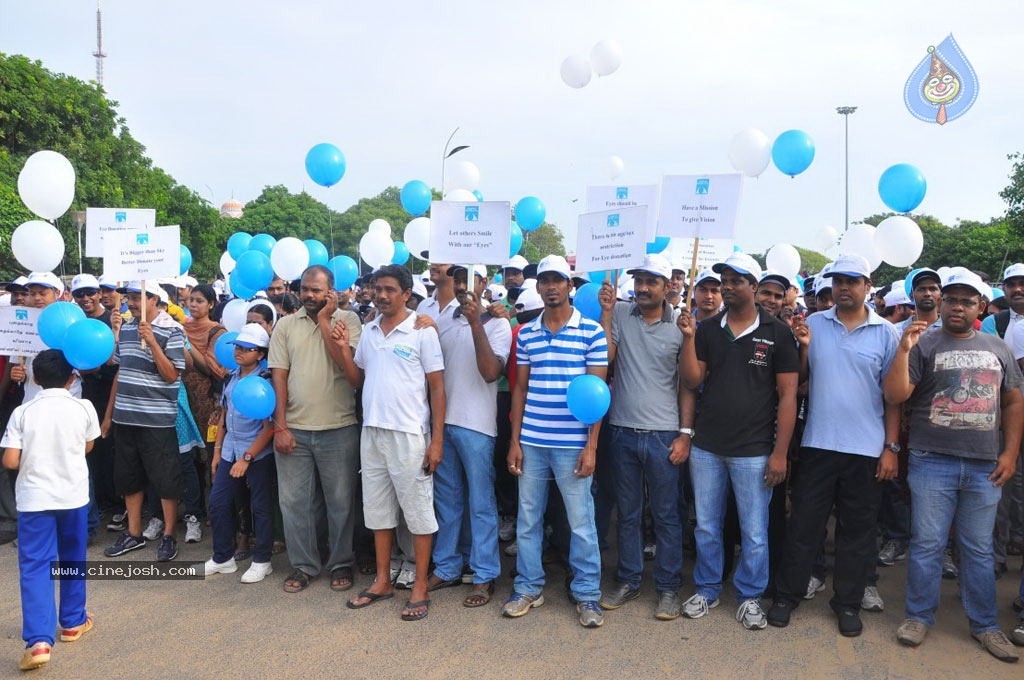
[112,318,186,428]
[516,308,608,449]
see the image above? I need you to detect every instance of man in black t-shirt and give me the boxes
[677,253,799,631]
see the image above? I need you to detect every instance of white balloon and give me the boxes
[269,237,310,281]
[766,244,801,279]
[444,189,477,202]
[219,251,236,277]
[815,225,840,253]
[446,161,480,192]
[606,155,624,180]
[11,220,65,272]
[359,231,395,268]
[590,39,623,77]
[874,215,923,267]
[404,217,431,261]
[368,219,391,237]
[221,298,249,332]
[727,128,771,178]
[17,151,76,220]
[838,224,882,272]
[936,266,952,283]
[560,55,592,89]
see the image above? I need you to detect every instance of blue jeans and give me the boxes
[18,505,89,647]
[515,444,602,602]
[209,455,276,564]
[905,449,1002,633]
[432,425,501,583]
[689,445,771,602]
[609,426,682,592]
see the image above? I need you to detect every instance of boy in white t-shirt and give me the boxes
[2,350,101,671]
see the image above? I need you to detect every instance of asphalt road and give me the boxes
[0,536,1022,679]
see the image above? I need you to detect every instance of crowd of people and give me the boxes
[3,248,1024,670]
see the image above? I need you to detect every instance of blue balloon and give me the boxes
[878,163,927,213]
[38,302,85,349]
[328,255,359,290]
[573,282,602,322]
[229,269,257,300]
[235,250,274,291]
[515,196,546,232]
[179,245,192,275]
[392,241,410,265]
[214,332,239,371]
[473,190,484,201]
[232,375,276,420]
[509,222,524,258]
[400,180,432,216]
[304,239,329,267]
[904,267,924,297]
[646,236,670,254]
[992,287,1005,301]
[771,130,815,177]
[305,143,346,188]
[227,232,252,259]
[588,270,606,284]
[62,318,115,370]
[493,272,503,284]
[566,374,611,425]
[733,245,743,252]
[248,233,276,257]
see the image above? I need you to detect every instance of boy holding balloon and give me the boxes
[205,324,276,584]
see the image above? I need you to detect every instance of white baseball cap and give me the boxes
[26,272,65,295]
[70,274,101,293]
[5,276,29,293]
[1002,263,1024,282]
[486,283,507,301]
[758,271,791,293]
[116,280,160,296]
[419,271,432,285]
[883,289,912,307]
[411,280,428,300]
[447,264,487,280]
[231,322,271,349]
[712,253,762,281]
[98,275,120,290]
[504,255,529,272]
[627,254,672,281]
[824,253,872,279]
[942,270,992,299]
[537,255,571,280]
[814,274,832,296]
[514,288,544,313]
[693,269,720,286]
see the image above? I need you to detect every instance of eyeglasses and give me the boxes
[233,346,261,353]
[72,288,99,298]
[941,296,980,308]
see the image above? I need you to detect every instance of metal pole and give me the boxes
[836,106,857,231]
[441,126,459,195]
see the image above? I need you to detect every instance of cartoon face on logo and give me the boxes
[616,187,628,200]
[15,309,28,321]
[115,211,127,223]
[464,206,479,222]
[136,233,149,245]
[606,214,620,228]
[695,178,710,195]
[904,34,978,126]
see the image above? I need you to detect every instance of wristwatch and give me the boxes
[678,427,695,437]
[242,452,256,463]
[885,442,902,454]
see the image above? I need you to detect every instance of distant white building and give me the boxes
[220,198,244,219]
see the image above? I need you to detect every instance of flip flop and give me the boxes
[346,589,395,609]
[401,599,431,621]
[426,573,462,592]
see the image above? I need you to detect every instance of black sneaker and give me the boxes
[767,599,795,627]
[836,607,863,637]
[104,532,146,557]
[156,535,178,562]
[106,511,127,532]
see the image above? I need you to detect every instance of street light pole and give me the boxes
[836,106,857,231]
[441,127,470,196]
[70,210,87,274]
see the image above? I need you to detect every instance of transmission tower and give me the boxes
[93,2,106,86]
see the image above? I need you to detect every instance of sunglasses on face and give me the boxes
[233,346,261,353]
[72,288,100,298]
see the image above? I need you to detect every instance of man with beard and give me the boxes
[756,272,791,317]
[268,265,363,594]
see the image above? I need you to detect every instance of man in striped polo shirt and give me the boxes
[502,255,609,628]
[102,282,187,562]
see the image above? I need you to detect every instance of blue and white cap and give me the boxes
[712,253,762,281]
[231,323,271,349]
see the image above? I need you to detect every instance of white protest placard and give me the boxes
[670,237,736,273]
[658,174,742,239]
[428,201,511,265]
[0,306,45,357]
[574,206,648,275]
[86,208,157,257]
[102,225,181,280]
[585,184,660,241]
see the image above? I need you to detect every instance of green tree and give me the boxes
[1001,151,1024,239]
[521,223,566,263]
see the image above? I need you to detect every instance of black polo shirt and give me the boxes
[693,308,799,457]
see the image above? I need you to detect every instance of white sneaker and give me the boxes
[804,575,826,600]
[395,563,416,589]
[142,517,165,541]
[184,515,202,543]
[389,558,402,583]
[240,561,273,583]
[204,557,237,576]
[682,593,719,619]
[861,586,884,612]
[736,598,767,630]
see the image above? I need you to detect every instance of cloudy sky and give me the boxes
[3,0,1021,259]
